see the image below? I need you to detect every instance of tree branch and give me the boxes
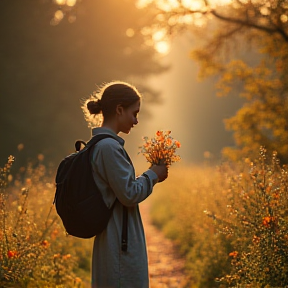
[210,10,288,42]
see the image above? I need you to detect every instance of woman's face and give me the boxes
[118,100,140,134]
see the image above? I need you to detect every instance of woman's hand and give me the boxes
[150,164,168,183]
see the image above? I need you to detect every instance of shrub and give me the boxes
[0,155,84,288]
[150,147,288,287]
[211,148,288,287]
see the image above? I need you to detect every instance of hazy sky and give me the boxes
[0,0,244,167]
[0,0,166,166]
[126,34,243,165]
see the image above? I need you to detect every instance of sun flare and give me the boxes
[137,0,233,54]
[136,0,233,9]
[54,0,77,6]
[155,41,170,54]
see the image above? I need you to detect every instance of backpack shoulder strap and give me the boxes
[73,134,114,155]
[75,140,87,152]
[86,134,115,149]
[86,134,115,161]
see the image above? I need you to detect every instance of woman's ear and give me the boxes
[116,104,123,115]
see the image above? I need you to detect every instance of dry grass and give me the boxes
[149,148,288,287]
[1,146,288,287]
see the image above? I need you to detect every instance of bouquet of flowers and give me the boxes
[139,130,181,166]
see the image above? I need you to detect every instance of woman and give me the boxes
[83,81,168,288]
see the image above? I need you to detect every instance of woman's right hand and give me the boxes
[150,164,168,183]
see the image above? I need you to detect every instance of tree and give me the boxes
[137,0,288,162]
[217,44,288,163]
[0,0,167,166]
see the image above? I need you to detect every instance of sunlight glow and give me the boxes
[136,0,233,9]
[193,13,207,27]
[50,9,64,25]
[66,0,77,6]
[211,0,233,5]
[136,0,153,8]
[182,0,204,10]
[155,40,170,54]
[281,14,288,23]
[126,28,135,37]
[151,29,171,54]
[260,6,270,15]
[157,0,180,11]
[53,0,77,6]
[136,0,235,54]
[152,30,166,41]
[54,10,64,21]
[54,0,66,5]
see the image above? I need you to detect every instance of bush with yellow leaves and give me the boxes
[0,155,82,288]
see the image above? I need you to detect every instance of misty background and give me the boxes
[1,0,243,169]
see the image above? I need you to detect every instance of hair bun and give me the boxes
[87,99,102,115]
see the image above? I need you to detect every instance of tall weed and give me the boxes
[149,148,288,287]
[212,148,288,287]
[0,155,90,287]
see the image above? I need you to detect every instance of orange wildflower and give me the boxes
[273,193,280,199]
[156,130,162,136]
[51,228,59,240]
[263,216,275,227]
[156,135,164,142]
[41,240,50,248]
[166,138,172,146]
[75,277,82,284]
[175,140,181,148]
[63,254,71,260]
[229,251,238,258]
[7,250,18,258]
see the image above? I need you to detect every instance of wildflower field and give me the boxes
[149,148,288,288]
[1,147,288,287]
[0,155,92,288]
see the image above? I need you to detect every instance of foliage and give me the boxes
[149,148,288,287]
[137,0,288,163]
[0,156,89,288]
[137,0,288,40]
[209,147,288,287]
[0,0,168,166]
[218,56,288,163]
[193,9,288,163]
[137,0,288,56]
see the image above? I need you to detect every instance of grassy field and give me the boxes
[0,156,92,288]
[1,148,288,287]
[149,149,288,287]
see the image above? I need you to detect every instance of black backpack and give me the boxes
[54,134,115,239]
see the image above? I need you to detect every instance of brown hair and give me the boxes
[87,81,141,119]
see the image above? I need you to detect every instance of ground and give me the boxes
[140,201,189,288]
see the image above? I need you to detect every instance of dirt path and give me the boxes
[140,201,189,288]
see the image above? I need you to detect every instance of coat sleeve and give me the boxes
[92,138,158,207]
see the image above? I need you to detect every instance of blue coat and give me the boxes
[91,127,158,288]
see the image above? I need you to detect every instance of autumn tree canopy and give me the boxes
[0,0,167,166]
[138,0,288,162]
